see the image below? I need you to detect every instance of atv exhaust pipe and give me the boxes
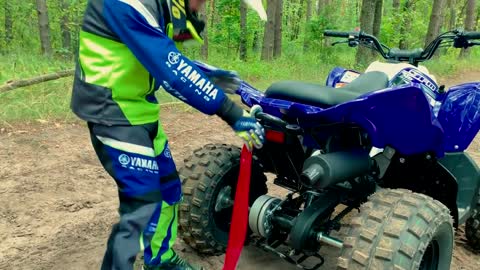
[300,150,372,189]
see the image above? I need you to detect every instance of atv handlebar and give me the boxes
[255,112,288,128]
[463,31,480,39]
[324,30,352,38]
[324,29,480,66]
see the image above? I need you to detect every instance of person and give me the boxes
[70,0,265,269]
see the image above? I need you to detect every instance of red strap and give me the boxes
[223,145,252,270]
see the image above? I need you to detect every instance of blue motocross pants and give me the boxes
[88,121,182,270]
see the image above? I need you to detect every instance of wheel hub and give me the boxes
[215,186,234,212]
[249,195,281,238]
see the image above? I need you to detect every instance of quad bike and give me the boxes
[178,29,480,269]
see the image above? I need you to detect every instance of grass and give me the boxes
[1,47,480,125]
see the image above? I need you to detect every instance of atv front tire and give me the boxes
[466,208,480,250]
[178,144,267,255]
[338,188,454,270]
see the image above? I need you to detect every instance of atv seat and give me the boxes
[265,71,389,107]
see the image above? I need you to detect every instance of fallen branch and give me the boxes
[0,69,74,93]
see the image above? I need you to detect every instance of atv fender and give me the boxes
[439,152,480,225]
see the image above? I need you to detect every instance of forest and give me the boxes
[0,0,480,122]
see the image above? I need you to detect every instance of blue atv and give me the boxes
[179,30,480,270]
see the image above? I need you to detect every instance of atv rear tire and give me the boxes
[178,144,267,255]
[338,188,454,270]
[466,208,480,250]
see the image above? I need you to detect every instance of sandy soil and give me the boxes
[1,72,480,270]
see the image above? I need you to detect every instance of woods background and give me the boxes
[0,0,480,123]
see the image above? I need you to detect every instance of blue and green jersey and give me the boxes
[71,0,232,126]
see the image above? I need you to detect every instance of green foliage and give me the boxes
[3,46,476,124]
[2,0,480,125]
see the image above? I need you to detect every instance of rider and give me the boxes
[70,0,265,269]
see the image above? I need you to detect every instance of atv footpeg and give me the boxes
[257,239,325,270]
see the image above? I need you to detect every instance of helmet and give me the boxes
[161,0,267,48]
[161,0,206,46]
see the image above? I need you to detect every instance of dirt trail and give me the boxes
[1,72,480,270]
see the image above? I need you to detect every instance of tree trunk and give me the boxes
[72,0,84,55]
[209,0,215,28]
[373,0,383,38]
[291,0,304,40]
[200,3,208,59]
[262,0,277,61]
[372,0,383,58]
[252,29,260,52]
[425,0,447,48]
[460,0,477,57]
[356,0,377,66]
[317,0,326,15]
[304,0,312,52]
[60,0,72,52]
[273,0,283,58]
[5,1,13,47]
[399,0,415,49]
[449,0,457,29]
[476,7,480,30]
[239,0,248,61]
[392,0,400,9]
[36,0,53,56]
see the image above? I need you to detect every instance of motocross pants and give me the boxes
[88,121,182,270]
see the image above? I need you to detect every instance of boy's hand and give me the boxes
[193,60,241,94]
[231,110,265,151]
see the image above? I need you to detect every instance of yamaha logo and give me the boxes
[117,154,159,172]
[168,52,181,65]
[164,147,172,158]
[118,154,130,166]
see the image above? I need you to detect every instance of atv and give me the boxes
[178,29,480,269]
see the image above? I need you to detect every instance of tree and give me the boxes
[317,0,331,15]
[36,0,53,55]
[448,0,457,30]
[200,2,209,59]
[261,0,277,61]
[460,0,477,57]
[304,0,313,51]
[425,0,447,48]
[399,0,415,49]
[4,1,13,48]
[476,5,480,30]
[356,0,378,66]
[252,28,261,52]
[290,0,304,41]
[209,0,215,28]
[392,0,400,10]
[273,0,283,58]
[60,0,72,51]
[373,0,383,38]
[239,0,247,60]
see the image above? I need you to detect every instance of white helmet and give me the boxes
[164,0,267,48]
[243,0,267,21]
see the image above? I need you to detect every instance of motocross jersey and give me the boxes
[71,0,233,126]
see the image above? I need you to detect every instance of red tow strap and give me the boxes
[223,145,252,270]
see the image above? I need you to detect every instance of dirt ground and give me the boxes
[1,73,480,270]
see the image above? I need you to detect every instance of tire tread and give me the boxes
[337,188,453,269]
[178,144,267,255]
